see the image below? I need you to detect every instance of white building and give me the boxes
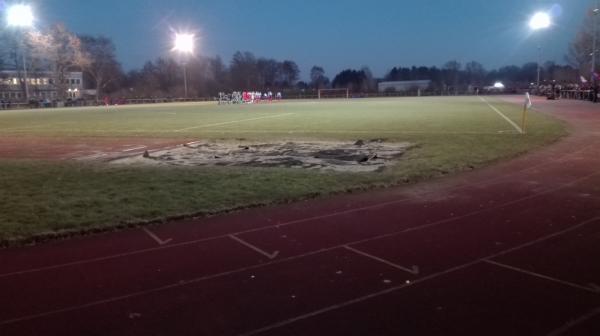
[378,80,432,92]
[0,70,84,101]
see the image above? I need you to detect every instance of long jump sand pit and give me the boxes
[111,140,414,172]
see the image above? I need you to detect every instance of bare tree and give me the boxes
[29,24,89,100]
[79,35,122,100]
[309,66,329,90]
[566,6,600,77]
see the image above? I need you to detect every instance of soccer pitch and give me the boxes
[0,97,566,244]
[0,97,544,139]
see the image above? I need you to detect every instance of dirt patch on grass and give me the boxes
[111,140,414,173]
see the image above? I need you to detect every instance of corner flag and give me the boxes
[522,93,532,134]
[524,92,532,109]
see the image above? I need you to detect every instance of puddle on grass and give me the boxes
[110,140,414,173]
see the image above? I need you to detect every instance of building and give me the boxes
[378,80,432,92]
[0,70,84,101]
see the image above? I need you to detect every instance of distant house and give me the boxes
[378,80,432,92]
[0,70,84,101]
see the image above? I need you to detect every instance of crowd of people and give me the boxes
[218,91,283,105]
[535,81,599,102]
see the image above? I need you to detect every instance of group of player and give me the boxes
[241,91,282,103]
[218,91,283,105]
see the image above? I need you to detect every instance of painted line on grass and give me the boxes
[479,96,523,134]
[1,147,597,279]
[239,216,600,336]
[123,146,147,152]
[174,113,295,132]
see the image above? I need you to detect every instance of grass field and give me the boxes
[0,96,566,245]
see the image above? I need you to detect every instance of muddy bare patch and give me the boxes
[111,140,413,172]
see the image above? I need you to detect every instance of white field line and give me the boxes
[479,96,523,134]
[122,146,147,152]
[174,113,295,132]
[40,129,518,135]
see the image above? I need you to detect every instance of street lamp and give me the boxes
[6,4,34,102]
[529,12,551,91]
[173,33,195,99]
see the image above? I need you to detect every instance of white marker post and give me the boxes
[522,93,533,134]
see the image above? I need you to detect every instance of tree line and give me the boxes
[1,5,598,100]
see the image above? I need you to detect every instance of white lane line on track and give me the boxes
[2,216,599,328]
[1,156,598,279]
[238,216,600,336]
[479,96,523,134]
[546,307,600,336]
[344,245,419,275]
[483,259,599,294]
[142,228,172,246]
[174,113,294,132]
[229,235,279,260]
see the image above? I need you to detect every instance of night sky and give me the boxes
[3,0,594,79]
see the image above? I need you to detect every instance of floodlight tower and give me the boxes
[529,12,551,91]
[6,4,35,102]
[173,33,195,99]
[591,2,599,89]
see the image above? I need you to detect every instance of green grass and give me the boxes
[0,97,567,245]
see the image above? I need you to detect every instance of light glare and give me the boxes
[529,12,551,30]
[7,4,34,28]
[173,33,195,54]
[493,82,505,89]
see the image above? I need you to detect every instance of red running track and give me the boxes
[2,96,600,335]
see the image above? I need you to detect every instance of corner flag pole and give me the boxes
[522,92,532,134]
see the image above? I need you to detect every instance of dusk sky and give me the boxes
[7,0,595,79]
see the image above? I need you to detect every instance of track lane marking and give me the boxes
[483,259,599,294]
[479,96,523,134]
[229,235,279,260]
[142,228,172,246]
[238,216,600,336]
[546,307,600,336]
[1,211,598,327]
[344,245,419,275]
[174,113,294,132]
[1,165,598,279]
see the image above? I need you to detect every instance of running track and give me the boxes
[2,96,600,335]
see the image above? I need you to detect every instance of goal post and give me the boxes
[318,88,350,99]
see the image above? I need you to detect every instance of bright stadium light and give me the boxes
[173,33,195,54]
[6,4,35,103]
[172,33,195,99]
[6,4,34,28]
[529,12,551,31]
[493,82,505,89]
[529,12,551,91]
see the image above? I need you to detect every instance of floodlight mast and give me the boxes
[173,33,195,99]
[529,12,551,91]
[6,4,34,102]
[592,3,599,92]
